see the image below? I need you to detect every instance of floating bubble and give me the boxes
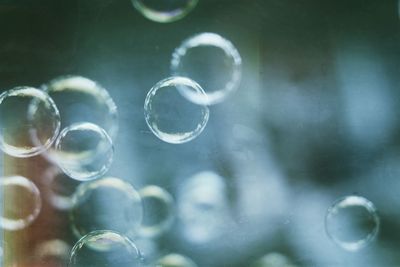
[34,239,71,266]
[42,76,118,140]
[156,253,197,267]
[69,230,143,267]
[132,0,198,23]
[55,122,114,181]
[70,177,143,238]
[139,185,175,238]
[325,195,380,251]
[42,166,81,210]
[171,33,242,105]
[0,87,60,157]
[0,176,41,231]
[144,77,209,144]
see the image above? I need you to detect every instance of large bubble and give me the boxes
[171,33,242,105]
[144,76,209,144]
[0,176,42,231]
[325,195,380,251]
[69,230,143,267]
[42,76,118,140]
[0,87,60,158]
[70,177,143,238]
[132,0,198,23]
[54,122,114,181]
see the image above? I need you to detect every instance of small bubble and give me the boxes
[69,230,143,267]
[0,176,42,231]
[144,77,209,144]
[171,33,242,105]
[325,195,380,251]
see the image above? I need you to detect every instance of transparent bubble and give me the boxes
[156,253,197,267]
[144,77,209,144]
[70,177,143,238]
[139,185,175,238]
[132,0,198,23]
[42,166,81,210]
[171,33,242,105]
[55,122,114,181]
[69,230,143,267]
[325,195,380,251]
[0,87,60,157]
[0,176,41,231]
[42,76,118,140]
[34,239,71,266]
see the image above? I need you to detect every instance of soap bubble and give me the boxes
[139,185,175,238]
[156,253,197,267]
[0,87,60,157]
[42,76,118,140]
[325,195,380,251]
[69,230,143,267]
[0,176,41,231]
[144,77,209,144]
[70,177,143,238]
[171,33,242,105]
[132,0,198,23]
[34,239,71,266]
[54,122,114,181]
[42,166,81,210]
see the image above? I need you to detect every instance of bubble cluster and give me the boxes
[55,122,114,181]
[0,87,60,157]
[132,0,198,23]
[325,195,380,251]
[144,77,209,144]
[70,177,143,238]
[139,185,175,238]
[69,230,143,267]
[0,176,41,231]
[171,33,242,105]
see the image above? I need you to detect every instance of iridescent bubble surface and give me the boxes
[132,0,198,23]
[139,185,175,238]
[144,77,209,144]
[55,122,114,181]
[70,177,143,238]
[0,176,41,231]
[69,230,143,267]
[325,195,380,251]
[171,33,242,105]
[0,87,60,157]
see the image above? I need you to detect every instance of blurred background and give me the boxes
[1,0,400,266]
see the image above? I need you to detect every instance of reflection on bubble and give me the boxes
[171,33,242,105]
[139,185,175,238]
[42,76,118,139]
[69,230,143,267]
[132,0,198,23]
[42,166,81,210]
[177,171,231,243]
[156,253,197,267]
[325,195,380,251]
[144,77,209,144]
[0,176,41,231]
[34,239,70,266]
[0,87,60,157]
[55,122,114,181]
[70,177,143,238]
